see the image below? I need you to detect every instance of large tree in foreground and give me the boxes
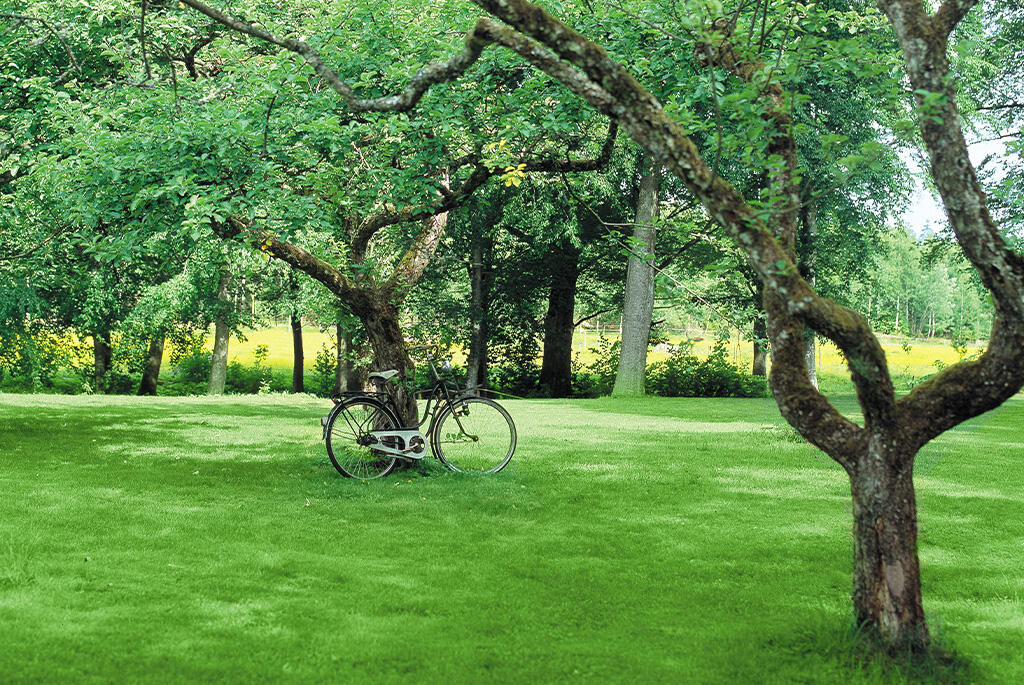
[183,0,1024,651]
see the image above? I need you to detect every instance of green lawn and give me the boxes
[1,393,1021,682]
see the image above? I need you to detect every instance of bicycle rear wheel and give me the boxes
[431,397,516,473]
[326,398,399,479]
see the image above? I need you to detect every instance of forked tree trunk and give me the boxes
[539,248,580,398]
[350,294,417,425]
[93,331,112,393]
[137,334,165,396]
[613,155,660,397]
[208,269,231,395]
[849,440,927,647]
[290,312,304,393]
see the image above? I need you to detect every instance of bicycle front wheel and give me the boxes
[431,397,516,473]
[326,398,399,480]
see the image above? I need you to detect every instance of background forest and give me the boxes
[1,0,1016,402]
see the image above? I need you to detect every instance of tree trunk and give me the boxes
[752,314,768,378]
[137,333,165,396]
[290,312,304,393]
[539,248,580,398]
[804,330,817,389]
[93,331,111,393]
[613,155,660,397]
[334,322,347,395]
[849,439,928,649]
[800,200,819,389]
[208,269,231,395]
[350,294,417,426]
[894,293,900,335]
[465,234,494,393]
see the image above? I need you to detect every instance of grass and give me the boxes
[1,393,1021,682]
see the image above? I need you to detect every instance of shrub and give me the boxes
[311,345,337,396]
[173,350,212,383]
[647,342,769,398]
[572,337,619,398]
[488,364,541,397]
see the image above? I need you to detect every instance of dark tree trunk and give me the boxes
[350,294,417,426]
[613,154,660,396]
[465,234,494,393]
[850,440,927,648]
[93,331,112,393]
[539,248,580,398]
[208,269,231,395]
[290,312,304,393]
[137,334,165,396]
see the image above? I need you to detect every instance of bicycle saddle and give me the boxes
[368,369,399,381]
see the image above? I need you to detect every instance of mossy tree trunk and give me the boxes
[348,292,418,425]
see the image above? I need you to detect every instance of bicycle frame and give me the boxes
[326,355,474,446]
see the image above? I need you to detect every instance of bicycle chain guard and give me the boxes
[369,429,428,459]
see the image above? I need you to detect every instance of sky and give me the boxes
[902,138,1010,237]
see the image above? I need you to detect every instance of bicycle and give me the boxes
[319,345,517,479]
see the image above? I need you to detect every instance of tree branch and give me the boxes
[351,122,617,259]
[1,13,81,84]
[574,307,618,328]
[932,0,979,37]
[216,217,360,303]
[875,0,1024,449]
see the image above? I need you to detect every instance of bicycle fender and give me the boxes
[321,400,352,440]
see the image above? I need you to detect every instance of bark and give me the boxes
[539,247,580,398]
[92,331,111,393]
[290,312,304,393]
[465,234,494,393]
[137,333,165,396]
[208,269,231,395]
[613,154,660,397]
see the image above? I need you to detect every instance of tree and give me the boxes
[612,152,660,397]
[181,0,1024,652]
